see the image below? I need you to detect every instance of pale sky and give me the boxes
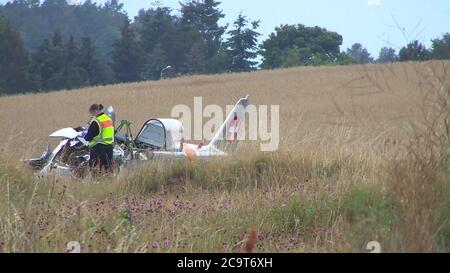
[99,0,450,57]
[2,0,450,57]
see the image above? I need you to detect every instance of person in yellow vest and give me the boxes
[84,103,115,175]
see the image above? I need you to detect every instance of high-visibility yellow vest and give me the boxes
[89,113,114,148]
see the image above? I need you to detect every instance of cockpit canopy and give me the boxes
[135,119,184,151]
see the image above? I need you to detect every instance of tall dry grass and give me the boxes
[0,61,448,252]
[0,62,430,157]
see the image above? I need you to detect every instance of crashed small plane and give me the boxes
[25,95,250,177]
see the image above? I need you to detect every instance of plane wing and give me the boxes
[50,128,80,139]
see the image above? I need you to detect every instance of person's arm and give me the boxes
[84,121,99,142]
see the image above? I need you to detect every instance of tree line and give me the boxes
[1,0,449,95]
[260,25,450,67]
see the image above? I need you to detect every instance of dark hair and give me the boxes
[89,103,104,113]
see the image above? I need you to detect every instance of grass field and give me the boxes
[0,61,448,252]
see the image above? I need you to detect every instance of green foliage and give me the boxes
[140,43,169,80]
[437,191,450,251]
[29,32,108,92]
[206,49,232,74]
[1,1,234,93]
[180,0,226,62]
[78,35,102,86]
[431,33,450,60]
[336,52,358,65]
[268,196,337,234]
[61,35,87,89]
[260,24,343,68]
[3,1,450,95]
[183,41,208,75]
[0,0,128,59]
[440,221,450,252]
[399,40,431,61]
[281,46,301,68]
[134,7,177,79]
[136,7,175,57]
[339,186,398,250]
[342,186,396,227]
[434,162,450,250]
[0,13,31,95]
[346,43,374,64]
[377,47,398,63]
[111,20,142,83]
[225,14,261,72]
[29,37,65,91]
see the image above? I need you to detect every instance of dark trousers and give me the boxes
[90,144,114,175]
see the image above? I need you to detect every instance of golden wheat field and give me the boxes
[0,61,440,155]
[0,61,448,253]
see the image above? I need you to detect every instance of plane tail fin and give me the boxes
[207,95,249,153]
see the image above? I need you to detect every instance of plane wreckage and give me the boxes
[25,95,250,177]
